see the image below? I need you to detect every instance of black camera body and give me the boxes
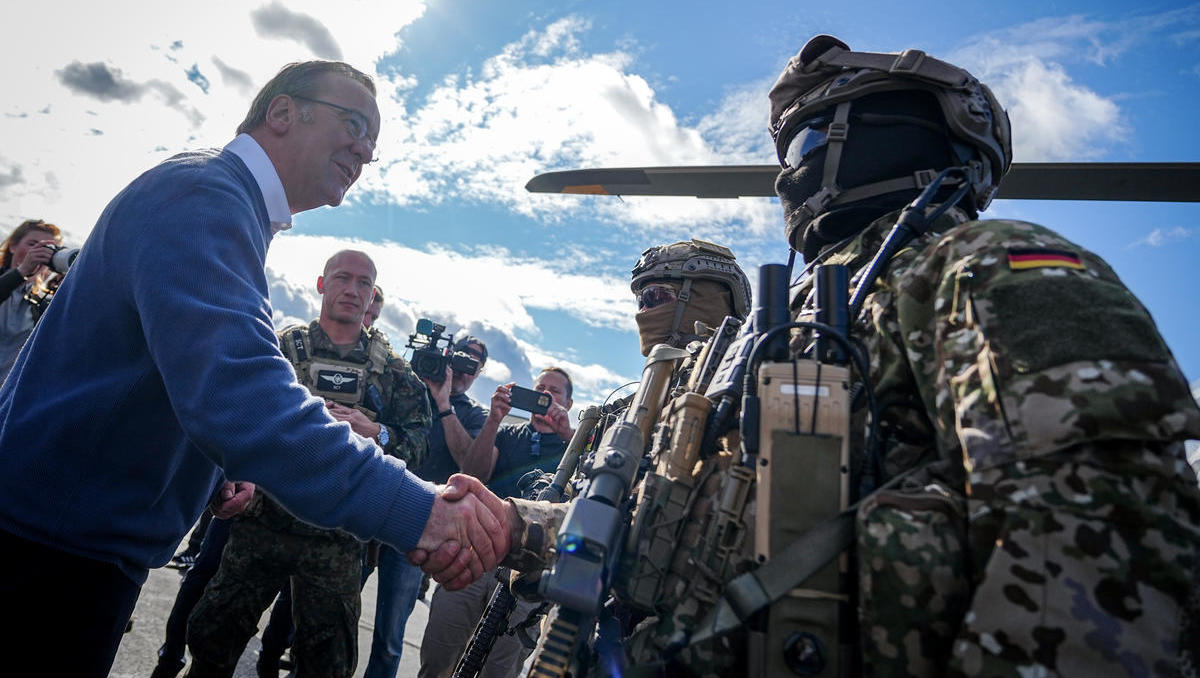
[406,318,480,383]
[44,244,81,275]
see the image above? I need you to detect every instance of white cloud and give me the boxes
[949,26,1123,161]
[0,0,425,234]
[516,338,635,412]
[948,7,1200,162]
[990,59,1124,162]
[361,16,781,239]
[1128,226,1196,248]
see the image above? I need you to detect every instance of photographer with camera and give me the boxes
[0,219,66,378]
[418,366,574,678]
[356,333,490,678]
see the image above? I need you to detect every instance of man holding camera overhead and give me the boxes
[419,366,575,678]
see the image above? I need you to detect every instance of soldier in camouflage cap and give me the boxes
[773,35,1200,676]
[186,251,431,678]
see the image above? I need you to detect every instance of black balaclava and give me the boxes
[775,90,971,262]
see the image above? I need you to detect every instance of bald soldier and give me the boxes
[186,250,430,678]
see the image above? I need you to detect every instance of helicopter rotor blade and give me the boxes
[525,162,1200,202]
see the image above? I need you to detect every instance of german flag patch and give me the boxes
[1007,248,1085,271]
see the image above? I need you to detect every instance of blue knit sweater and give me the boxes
[0,149,435,583]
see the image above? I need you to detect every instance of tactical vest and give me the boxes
[279,323,392,420]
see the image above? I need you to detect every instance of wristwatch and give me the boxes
[438,408,455,419]
[376,425,390,447]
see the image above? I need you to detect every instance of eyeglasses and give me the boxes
[636,283,678,310]
[291,95,378,161]
[782,115,831,169]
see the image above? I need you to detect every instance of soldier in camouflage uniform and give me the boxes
[185,250,431,678]
[499,240,752,675]
[771,35,1200,676]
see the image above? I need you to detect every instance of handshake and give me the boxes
[407,473,517,590]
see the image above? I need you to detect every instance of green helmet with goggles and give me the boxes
[768,35,1012,247]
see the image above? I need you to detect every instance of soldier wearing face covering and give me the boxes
[630,239,751,357]
[770,34,1200,677]
[468,241,750,677]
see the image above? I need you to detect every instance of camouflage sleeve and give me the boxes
[379,357,432,468]
[501,498,567,572]
[883,218,1200,474]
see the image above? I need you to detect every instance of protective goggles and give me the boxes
[636,284,678,310]
[781,115,831,169]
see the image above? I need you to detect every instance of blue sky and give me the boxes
[1,0,1198,412]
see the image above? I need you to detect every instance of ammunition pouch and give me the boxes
[855,474,968,678]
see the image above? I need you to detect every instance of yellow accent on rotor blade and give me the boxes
[562,185,610,195]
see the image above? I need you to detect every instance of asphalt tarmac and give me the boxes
[109,560,430,677]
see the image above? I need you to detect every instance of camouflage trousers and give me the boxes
[858,441,1200,678]
[186,513,363,678]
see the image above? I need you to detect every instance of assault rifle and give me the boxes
[451,396,632,678]
[523,344,688,677]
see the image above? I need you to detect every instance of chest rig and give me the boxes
[280,323,391,419]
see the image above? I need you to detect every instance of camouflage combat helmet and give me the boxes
[631,239,751,345]
[769,35,1012,235]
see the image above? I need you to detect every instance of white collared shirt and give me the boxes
[225,133,292,234]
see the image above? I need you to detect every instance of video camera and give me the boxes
[405,318,480,383]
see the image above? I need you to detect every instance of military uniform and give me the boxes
[506,209,1200,677]
[504,365,755,678]
[186,321,430,678]
[795,208,1200,676]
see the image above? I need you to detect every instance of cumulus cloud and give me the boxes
[949,7,1200,161]
[991,59,1122,161]
[1128,226,1196,248]
[251,2,344,60]
[361,16,780,239]
[0,0,425,247]
[696,78,777,162]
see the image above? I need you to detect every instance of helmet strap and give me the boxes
[667,277,695,345]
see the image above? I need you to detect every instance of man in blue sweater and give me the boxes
[0,60,509,676]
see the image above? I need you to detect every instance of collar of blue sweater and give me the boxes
[225,133,291,233]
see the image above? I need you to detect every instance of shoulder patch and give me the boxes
[1007,248,1084,271]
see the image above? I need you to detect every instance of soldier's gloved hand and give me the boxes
[408,474,515,589]
[516,470,554,500]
